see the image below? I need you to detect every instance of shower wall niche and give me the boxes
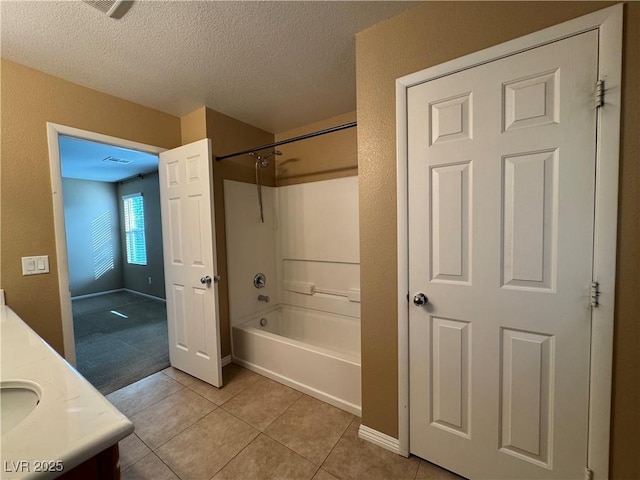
[224,176,361,414]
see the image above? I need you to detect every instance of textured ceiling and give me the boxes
[1,1,419,133]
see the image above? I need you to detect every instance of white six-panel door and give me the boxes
[159,139,222,387]
[408,31,598,479]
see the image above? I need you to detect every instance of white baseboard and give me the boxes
[124,289,166,302]
[70,288,167,302]
[222,355,232,367]
[358,424,402,455]
[71,288,124,300]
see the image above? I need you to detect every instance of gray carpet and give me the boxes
[72,291,170,395]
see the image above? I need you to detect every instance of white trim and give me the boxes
[396,5,622,478]
[396,78,411,459]
[71,289,126,301]
[46,122,165,367]
[221,355,232,367]
[587,6,623,478]
[123,289,166,302]
[71,288,166,302]
[358,424,401,455]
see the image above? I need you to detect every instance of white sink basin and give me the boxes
[1,380,41,436]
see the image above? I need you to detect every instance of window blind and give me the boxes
[122,193,147,265]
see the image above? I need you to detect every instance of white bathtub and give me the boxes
[232,304,361,415]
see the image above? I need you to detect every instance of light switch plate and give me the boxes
[22,256,50,275]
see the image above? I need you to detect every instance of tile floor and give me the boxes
[107,364,465,480]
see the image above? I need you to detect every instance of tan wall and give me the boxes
[274,111,357,186]
[356,2,639,477]
[179,107,274,357]
[0,59,181,354]
[180,107,207,145]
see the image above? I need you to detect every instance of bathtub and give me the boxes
[232,304,361,416]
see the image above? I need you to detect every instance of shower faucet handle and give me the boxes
[254,273,266,288]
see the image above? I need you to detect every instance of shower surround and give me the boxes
[224,177,361,415]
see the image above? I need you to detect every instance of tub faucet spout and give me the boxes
[258,294,270,303]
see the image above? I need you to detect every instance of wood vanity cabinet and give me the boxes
[58,444,120,480]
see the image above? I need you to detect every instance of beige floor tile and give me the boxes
[161,366,199,387]
[212,434,317,480]
[415,459,467,479]
[313,468,340,480]
[131,389,216,449]
[222,377,302,431]
[106,372,184,417]
[119,433,151,471]
[265,395,353,465]
[187,363,261,405]
[156,409,259,480]
[122,453,178,480]
[322,419,420,480]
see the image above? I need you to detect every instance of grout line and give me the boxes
[311,466,322,479]
[132,432,155,453]
[151,452,182,480]
[175,363,262,406]
[129,389,215,452]
[207,430,262,479]
[115,382,187,418]
[265,434,322,472]
[150,451,182,480]
[217,375,303,433]
[125,365,360,479]
[147,404,217,453]
[319,417,357,477]
[260,389,305,430]
[159,368,201,389]
[255,433,318,474]
[257,393,352,472]
[185,385,225,406]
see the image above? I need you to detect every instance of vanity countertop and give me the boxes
[1,303,134,479]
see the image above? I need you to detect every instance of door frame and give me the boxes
[396,5,622,478]
[46,122,166,366]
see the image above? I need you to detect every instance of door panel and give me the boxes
[500,329,553,467]
[159,139,222,387]
[408,31,598,479]
[431,162,471,283]
[502,150,557,290]
[431,317,471,437]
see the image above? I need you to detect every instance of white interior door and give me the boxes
[159,139,222,387]
[408,31,598,479]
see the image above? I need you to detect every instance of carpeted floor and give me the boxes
[72,290,170,395]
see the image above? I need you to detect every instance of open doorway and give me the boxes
[47,124,169,394]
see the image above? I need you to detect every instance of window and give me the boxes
[122,193,147,265]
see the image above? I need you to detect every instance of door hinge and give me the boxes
[585,467,594,480]
[595,80,605,108]
[590,281,600,308]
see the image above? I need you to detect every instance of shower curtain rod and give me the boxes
[214,121,357,161]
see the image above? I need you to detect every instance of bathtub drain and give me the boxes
[259,317,268,327]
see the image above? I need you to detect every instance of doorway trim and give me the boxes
[46,123,166,366]
[395,5,622,478]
